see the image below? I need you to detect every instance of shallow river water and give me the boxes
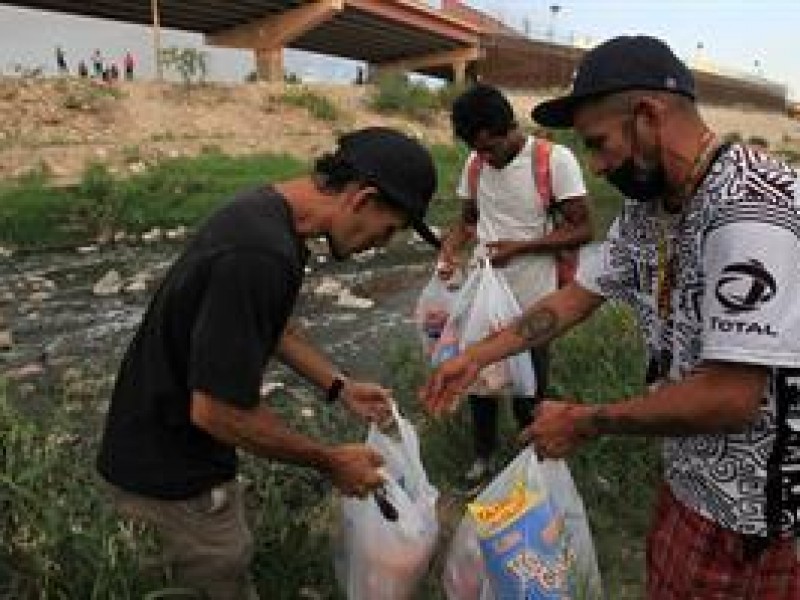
[0,235,437,404]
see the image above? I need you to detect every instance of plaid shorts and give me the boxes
[646,483,800,599]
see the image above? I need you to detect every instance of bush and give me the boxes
[281,87,340,122]
[0,168,77,249]
[723,131,744,144]
[778,149,800,165]
[159,47,208,88]
[435,82,469,112]
[369,73,440,123]
[75,162,126,240]
[61,81,124,112]
[284,72,302,85]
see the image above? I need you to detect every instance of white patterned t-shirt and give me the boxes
[577,144,800,536]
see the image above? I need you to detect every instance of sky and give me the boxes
[0,1,797,99]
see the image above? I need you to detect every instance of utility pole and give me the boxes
[151,0,163,81]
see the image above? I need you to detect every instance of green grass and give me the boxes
[0,378,161,597]
[0,135,623,250]
[0,153,306,249]
[1,302,655,598]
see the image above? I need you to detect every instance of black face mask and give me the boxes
[606,110,669,202]
[606,157,668,201]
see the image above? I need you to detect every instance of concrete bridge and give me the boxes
[8,0,788,112]
[8,0,483,82]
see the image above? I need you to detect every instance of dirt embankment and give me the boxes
[0,76,797,184]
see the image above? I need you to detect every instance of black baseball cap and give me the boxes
[337,127,440,248]
[532,35,695,128]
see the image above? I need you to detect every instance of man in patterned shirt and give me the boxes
[422,35,800,598]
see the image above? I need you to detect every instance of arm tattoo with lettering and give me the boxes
[513,307,559,347]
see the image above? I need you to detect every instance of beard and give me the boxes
[325,232,348,261]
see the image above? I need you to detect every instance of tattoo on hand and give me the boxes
[513,307,558,345]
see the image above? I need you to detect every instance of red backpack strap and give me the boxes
[533,138,554,209]
[467,153,484,201]
[533,138,578,287]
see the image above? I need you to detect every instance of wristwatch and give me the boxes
[325,374,347,403]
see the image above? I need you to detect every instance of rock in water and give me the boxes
[93,270,123,296]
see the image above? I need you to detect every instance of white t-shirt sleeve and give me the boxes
[455,154,475,200]
[702,221,800,368]
[549,144,587,202]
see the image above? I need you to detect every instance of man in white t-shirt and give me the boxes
[424,36,800,597]
[437,84,592,483]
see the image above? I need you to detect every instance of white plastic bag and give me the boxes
[459,260,537,397]
[443,516,493,600]
[415,273,460,359]
[334,403,439,599]
[444,448,603,599]
[430,267,483,366]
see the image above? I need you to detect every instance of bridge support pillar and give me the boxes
[452,59,467,84]
[255,48,284,82]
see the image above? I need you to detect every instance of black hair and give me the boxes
[313,151,367,193]
[313,151,396,210]
[451,84,515,146]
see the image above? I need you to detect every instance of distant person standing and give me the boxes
[109,63,120,82]
[123,51,135,80]
[78,60,89,79]
[91,49,103,78]
[55,46,68,74]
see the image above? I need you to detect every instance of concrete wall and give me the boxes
[477,35,581,90]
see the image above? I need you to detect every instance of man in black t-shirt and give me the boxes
[96,127,440,598]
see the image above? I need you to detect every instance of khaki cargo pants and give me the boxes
[109,479,259,600]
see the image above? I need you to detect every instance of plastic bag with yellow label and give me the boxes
[444,448,603,599]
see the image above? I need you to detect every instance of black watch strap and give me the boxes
[325,375,347,403]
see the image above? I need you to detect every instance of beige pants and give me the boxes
[109,480,259,600]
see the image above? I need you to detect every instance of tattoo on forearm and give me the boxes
[513,307,559,346]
